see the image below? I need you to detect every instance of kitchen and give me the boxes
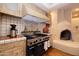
[0,3,79,56]
[0,3,50,56]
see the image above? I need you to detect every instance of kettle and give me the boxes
[10,24,17,38]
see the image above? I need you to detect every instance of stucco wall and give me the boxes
[72,18,79,42]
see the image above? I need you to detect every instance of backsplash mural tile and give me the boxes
[0,13,45,36]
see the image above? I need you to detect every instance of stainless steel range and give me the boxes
[26,33,49,56]
[27,36,49,46]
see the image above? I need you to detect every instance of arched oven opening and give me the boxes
[60,29,71,40]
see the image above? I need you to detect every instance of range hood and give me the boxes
[22,4,49,23]
[22,14,49,23]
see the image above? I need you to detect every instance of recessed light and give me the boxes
[75,8,79,11]
[74,14,78,16]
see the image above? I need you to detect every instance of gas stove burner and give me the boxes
[27,36,49,47]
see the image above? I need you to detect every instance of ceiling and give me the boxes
[34,3,70,12]
[34,3,79,18]
[23,3,79,23]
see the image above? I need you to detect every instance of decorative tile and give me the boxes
[0,14,44,36]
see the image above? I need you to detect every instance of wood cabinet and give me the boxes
[0,3,22,17]
[0,40,26,56]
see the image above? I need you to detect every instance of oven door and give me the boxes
[34,43,45,56]
[27,42,45,56]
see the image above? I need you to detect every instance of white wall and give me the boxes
[49,8,79,55]
[50,10,58,45]
[72,18,79,41]
[50,8,73,46]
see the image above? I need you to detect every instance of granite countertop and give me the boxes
[0,36,26,44]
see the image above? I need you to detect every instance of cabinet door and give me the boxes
[0,47,25,56]
[12,47,26,56]
[0,49,14,56]
[0,3,22,17]
[0,40,26,56]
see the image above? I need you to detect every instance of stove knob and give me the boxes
[30,42,32,45]
[34,41,36,43]
[36,40,37,42]
[40,39,41,41]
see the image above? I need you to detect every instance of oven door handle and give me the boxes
[37,43,43,46]
[29,46,34,49]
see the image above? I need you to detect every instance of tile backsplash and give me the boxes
[0,13,44,36]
